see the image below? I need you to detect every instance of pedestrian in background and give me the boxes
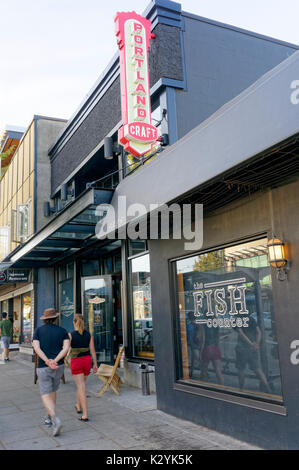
[68,314,98,422]
[0,312,12,363]
[32,308,69,436]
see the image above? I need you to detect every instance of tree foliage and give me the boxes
[193,250,224,272]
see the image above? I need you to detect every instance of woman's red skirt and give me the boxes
[70,355,92,376]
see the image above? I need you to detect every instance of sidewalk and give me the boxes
[0,353,260,451]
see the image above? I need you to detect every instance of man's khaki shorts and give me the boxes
[37,365,64,395]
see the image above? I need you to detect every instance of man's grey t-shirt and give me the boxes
[33,324,69,368]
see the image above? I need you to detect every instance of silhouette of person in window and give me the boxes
[200,325,224,386]
[235,316,270,393]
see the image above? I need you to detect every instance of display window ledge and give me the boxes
[174,381,287,416]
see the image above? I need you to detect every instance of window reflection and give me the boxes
[58,263,74,332]
[130,254,154,358]
[22,293,32,344]
[176,238,283,401]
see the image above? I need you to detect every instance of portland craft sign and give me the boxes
[115,11,158,157]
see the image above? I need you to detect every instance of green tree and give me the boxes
[193,250,224,272]
[0,145,16,178]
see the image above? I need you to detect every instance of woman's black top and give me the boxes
[70,330,91,357]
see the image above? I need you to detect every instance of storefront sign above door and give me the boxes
[0,269,30,284]
[115,11,158,157]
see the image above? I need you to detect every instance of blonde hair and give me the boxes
[73,314,84,335]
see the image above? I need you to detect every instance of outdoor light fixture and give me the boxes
[104,137,121,160]
[267,237,289,281]
[104,137,114,160]
[44,201,56,217]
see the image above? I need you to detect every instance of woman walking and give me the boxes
[69,314,98,421]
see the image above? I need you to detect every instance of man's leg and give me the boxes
[41,392,56,419]
[37,369,57,420]
[2,337,10,360]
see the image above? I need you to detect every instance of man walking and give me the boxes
[32,308,69,437]
[0,312,12,363]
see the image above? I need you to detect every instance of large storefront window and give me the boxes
[175,238,283,402]
[130,252,153,358]
[22,293,32,344]
[13,297,21,344]
[58,263,74,332]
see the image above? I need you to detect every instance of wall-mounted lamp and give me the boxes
[267,237,289,281]
[44,201,56,218]
[104,137,121,160]
[104,137,114,160]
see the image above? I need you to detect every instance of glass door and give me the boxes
[81,276,114,364]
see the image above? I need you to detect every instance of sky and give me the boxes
[1,0,299,132]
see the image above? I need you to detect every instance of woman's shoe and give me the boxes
[78,417,89,422]
[75,405,82,414]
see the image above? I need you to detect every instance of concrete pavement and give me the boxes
[0,353,260,450]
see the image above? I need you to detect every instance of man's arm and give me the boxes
[32,340,54,368]
[53,339,70,365]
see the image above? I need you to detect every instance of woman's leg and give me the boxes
[76,388,81,412]
[73,374,88,418]
[213,360,224,386]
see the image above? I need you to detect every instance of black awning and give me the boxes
[8,188,114,268]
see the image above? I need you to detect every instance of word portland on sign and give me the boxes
[115,11,158,157]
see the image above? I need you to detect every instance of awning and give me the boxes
[0,262,14,272]
[7,188,114,268]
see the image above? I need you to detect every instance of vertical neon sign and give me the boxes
[115,12,158,158]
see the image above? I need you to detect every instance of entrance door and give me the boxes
[82,276,114,364]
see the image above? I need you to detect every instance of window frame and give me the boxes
[126,241,154,361]
[0,226,10,259]
[170,234,285,410]
[16,199,31,243]
[57,261,75,329]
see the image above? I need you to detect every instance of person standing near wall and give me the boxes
[32,308,70,436]
[0,312,12,362]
